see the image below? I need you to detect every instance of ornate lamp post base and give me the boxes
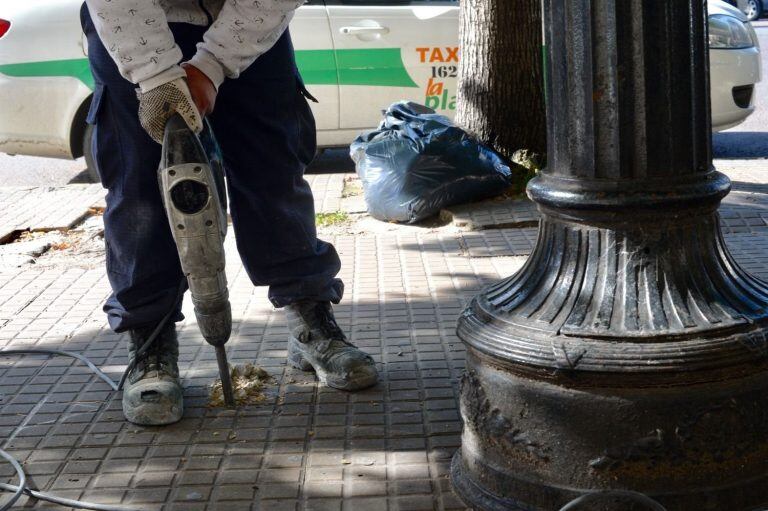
[452,186,768,510]
[451,2,768,508]
[452,351,768,511]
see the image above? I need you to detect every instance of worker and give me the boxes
[81,0,378,426]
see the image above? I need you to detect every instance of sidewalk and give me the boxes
[0,159,766,510]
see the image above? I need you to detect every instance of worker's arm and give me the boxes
[186,0,306,90]
[84,0,185,92]
[84,1,202,142]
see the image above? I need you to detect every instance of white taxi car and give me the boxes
[0,0,760,181]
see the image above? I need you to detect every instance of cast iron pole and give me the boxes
[452,1,768,510]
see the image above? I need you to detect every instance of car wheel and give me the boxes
[744,0,762,21]
[82,123,100,183]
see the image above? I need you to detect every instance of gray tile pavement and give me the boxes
[0,185,105,243]
[442,179,768,235]
[1,232,498,511]
[0,160,767,510]
[304,174,347,215]
[0,175,351,252]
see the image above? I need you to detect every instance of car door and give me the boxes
[290,0,340,132]
[325,0,459,130]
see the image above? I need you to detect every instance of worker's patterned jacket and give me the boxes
[84,0,305,91]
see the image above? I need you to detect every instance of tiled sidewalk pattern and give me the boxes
[0,161,767,510]
[304,174,347,214]
[0,185,106,242]
[0,232,509,511]
[0,176,348,248]
[444,185,768,234]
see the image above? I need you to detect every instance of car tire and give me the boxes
[82,123,100,183]
[744,0,763,21]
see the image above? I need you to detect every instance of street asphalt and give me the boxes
[0,24,767,187]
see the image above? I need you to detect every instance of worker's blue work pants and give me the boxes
[81,6,343,332]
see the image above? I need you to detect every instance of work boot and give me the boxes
[286,301,378,391]
[122,322,183,426]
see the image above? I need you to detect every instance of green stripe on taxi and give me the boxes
[0,48,419,90]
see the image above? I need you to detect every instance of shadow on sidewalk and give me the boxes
[0,289,483,510]
[3,205,768,509]
[732,180,768,194]
[307,148,355,175]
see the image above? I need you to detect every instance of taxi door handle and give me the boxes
[339,25,390,36]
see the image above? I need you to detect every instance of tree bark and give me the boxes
[457,0,546,160]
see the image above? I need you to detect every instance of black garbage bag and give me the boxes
[350,102,514,224]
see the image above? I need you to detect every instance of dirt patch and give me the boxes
[341,176,363,198]
[29,209,106,270]
[0,231,63,267]
[209,363,273,408]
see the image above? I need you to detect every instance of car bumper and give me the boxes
[710,46,761,131]
[0,73,91,159]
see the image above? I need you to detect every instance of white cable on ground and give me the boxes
[0,349,137,511]
[0,282,184,511]
[559,489,668,511]
[0,450,25,511]
[0,348,119,391]
[0,481,136,511]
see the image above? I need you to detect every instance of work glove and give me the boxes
[137,78,204,143]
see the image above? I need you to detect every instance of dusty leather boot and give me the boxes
[122,323,183,426]
[286,301,378,391]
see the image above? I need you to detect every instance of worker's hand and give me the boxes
[181,63,217,117]
[137,77,203,143]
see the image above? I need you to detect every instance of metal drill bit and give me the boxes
[215,346,235,407]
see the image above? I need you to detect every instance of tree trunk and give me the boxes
[457,0,546,161]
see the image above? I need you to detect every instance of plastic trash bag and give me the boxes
[350,102,514,224]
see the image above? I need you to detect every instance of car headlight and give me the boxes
[709,14,755,49]
[747,22,760,49]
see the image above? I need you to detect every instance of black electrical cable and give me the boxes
[117,283,186,391]
[559,489,668,511]
[0,282,185,511]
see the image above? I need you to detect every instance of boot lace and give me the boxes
[293,302,351,348]
[130,328,176,382]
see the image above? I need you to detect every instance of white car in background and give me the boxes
[0,0,761,181]
[710,0,763,130]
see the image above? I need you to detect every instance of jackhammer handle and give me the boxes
[161,114,207,168]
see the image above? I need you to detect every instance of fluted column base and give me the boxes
[452,349,768,511]
[452,194,768,510]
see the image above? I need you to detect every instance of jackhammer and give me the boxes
[158,114,236,407]
[0,116,237,511]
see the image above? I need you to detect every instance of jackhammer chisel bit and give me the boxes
[159,114,236,407]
